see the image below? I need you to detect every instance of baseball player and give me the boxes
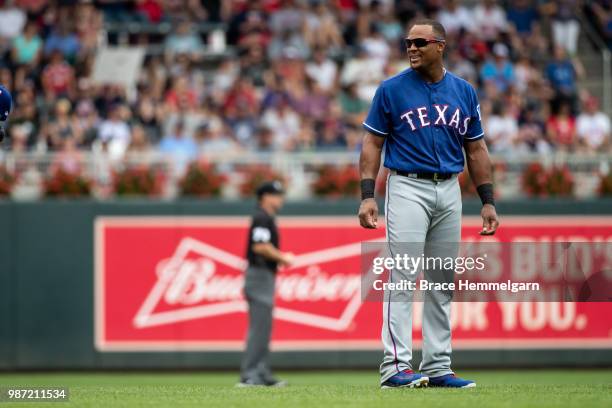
[0,85,12,142]
[358,19,499,389]
[238,181,294,387]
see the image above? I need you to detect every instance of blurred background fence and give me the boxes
[1,152,612,200]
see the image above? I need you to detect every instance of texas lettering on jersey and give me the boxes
[399,104,477,135]
[363,68,485,173]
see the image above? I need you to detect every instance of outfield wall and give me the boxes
[1,198,611,370]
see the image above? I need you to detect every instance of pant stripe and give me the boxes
[384,172,400,374]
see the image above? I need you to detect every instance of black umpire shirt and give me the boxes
[246,207,279,271]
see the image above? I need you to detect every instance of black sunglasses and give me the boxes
[404,38,445,48]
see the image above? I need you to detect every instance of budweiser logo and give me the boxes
[134,236,382,331]
[158,259,361,304]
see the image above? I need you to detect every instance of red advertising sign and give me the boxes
[95,216,612,351]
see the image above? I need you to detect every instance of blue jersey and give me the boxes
[363,68,484,173]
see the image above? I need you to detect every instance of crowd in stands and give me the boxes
[0,0,611,174]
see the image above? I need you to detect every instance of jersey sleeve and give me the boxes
[464,85,485,142]
[251,215,272,243]
[363,84,391,137]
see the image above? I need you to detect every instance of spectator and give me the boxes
[436,0,471,37]
[267,27,310,61]
[485,102,519,154]
[549,0,581,55]
[304,1,344,51]
[456,30,490,63]
[12,21,42,66]
[7,82,39,148]
[292,77,330,121]
[239,45,268,87]
[163,0,206,22]
[44,22,81,62]
[270,0,302,35]
[305,48,338,94]
[75,1,104,55]
[8,125,29,153]
[338,82,369,126]
[51,137,84,175]
[74,96,100,147]
[133,89,163,143]
[576,97,611,152]
[211,58,239,96]
[516,104,551,154]
[524,23,551,65]
[196,123,237,155]
[513,54,540,94]
[158,120,197,174]
[164,20,203,61]
[547,102,577,151]
[134,0,165,23]
[446,48,477,85]
[42,51,75,99]
[340,46,385,102]
[125,124,155,162]
[97,0,132,23]
[0,0,26,41]
[374,5,403,45]
[47,99,83,149]
[344,123,363,152]
[290,120,316,152]
[226,0,270,47]
[588,1,612,49]
[480,43,515,92]
[545,46,584,111]
[261,96,301,150]
[362,24,391,63]
[97,104,131,161]
[164,75,199,113]
[223,77,259,146]
[251,126,272,152]
[473,0,508,43]
[316,119,346,150]
[506,0,540,37]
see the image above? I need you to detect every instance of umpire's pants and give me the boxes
[241,266,276,383]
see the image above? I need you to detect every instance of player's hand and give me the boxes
[280,252,295,267]
[359,198,379,229]
[480,204,499,235]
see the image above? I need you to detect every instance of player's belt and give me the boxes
[394,170,454,181]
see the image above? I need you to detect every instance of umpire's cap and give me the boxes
[0,86,12,121]
[256,180,285,199]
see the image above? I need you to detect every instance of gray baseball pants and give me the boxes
[241,266,276,384]
[380,171,461,383]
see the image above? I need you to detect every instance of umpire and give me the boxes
[239,181,294,387]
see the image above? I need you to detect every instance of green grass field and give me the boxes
[0,370,611,408]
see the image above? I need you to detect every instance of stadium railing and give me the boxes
[0,151,610,200]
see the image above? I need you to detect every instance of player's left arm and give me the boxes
[464,139,499,235]
[463,87,499,236]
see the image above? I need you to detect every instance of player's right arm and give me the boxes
[359,84,390,229]
[359,133,384,229]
